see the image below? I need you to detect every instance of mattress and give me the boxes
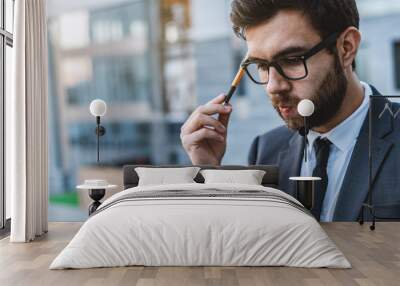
[50,183,351,269]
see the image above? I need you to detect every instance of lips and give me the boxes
[279,106,295,118]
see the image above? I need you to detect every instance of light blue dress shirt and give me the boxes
[300,82,372,221]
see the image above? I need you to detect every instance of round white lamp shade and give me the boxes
[297,99,315,117]
[90,99,107,117]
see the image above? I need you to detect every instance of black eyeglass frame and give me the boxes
[241,32,339,85]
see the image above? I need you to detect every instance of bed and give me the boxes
[50,165,350,269]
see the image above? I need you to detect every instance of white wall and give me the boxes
[359,14,400,94]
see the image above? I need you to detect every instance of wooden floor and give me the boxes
[0,222,399,286]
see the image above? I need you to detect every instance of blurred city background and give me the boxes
[46,0,400,221]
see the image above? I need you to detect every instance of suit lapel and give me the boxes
[333,88,394,220]
[278,133,304,197]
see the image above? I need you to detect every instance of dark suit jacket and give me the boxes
[248,86,400,221]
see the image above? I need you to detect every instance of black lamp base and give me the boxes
[88,189,105,215]
[295,180,315,210]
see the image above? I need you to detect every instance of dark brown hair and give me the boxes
[230,0,359,69]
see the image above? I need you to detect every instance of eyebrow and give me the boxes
[248,46,309,62]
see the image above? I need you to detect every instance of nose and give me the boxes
[266,66,291,95]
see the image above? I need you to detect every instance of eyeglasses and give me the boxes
[241,32,339,85]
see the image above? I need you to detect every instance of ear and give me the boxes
[337,27,361,70]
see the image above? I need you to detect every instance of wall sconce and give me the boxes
[89,99,107,162]
[297,99,315,163]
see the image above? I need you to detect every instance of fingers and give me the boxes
[197,103,232,116]
[181,93,233,135]
[186,94,230,122]
[218,102,232,128]
[182,128,225,147]
[188,94,228,120]
[208,94,233,129]
[207,93,227,104]
[182,112,227,135]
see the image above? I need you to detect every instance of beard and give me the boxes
[271,53,348,131]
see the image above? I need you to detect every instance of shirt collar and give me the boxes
[307,81,371,152]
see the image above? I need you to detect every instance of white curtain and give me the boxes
[7,0,48,242]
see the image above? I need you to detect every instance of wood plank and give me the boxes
[0,222,399,286]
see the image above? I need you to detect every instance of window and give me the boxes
[394,41,400,90]
[0,0,14,233]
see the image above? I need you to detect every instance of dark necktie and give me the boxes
[311,137,332,220]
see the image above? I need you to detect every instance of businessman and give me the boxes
[180,0,400,221]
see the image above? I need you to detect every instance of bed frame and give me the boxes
[123,165,279,189]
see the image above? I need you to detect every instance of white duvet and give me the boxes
[50,183,351,269]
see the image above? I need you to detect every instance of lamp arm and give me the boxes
[303,117,310,163]
[97,117,100,162]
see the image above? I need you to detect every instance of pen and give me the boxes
[223,53,249,105]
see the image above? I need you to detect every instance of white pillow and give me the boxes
[200,169,266,185]
[135,167,201,186]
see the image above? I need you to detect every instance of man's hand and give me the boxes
[180,94,233,165]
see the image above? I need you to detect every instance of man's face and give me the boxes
[246,10,348,130]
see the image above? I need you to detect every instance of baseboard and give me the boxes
[0,218,11,239]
